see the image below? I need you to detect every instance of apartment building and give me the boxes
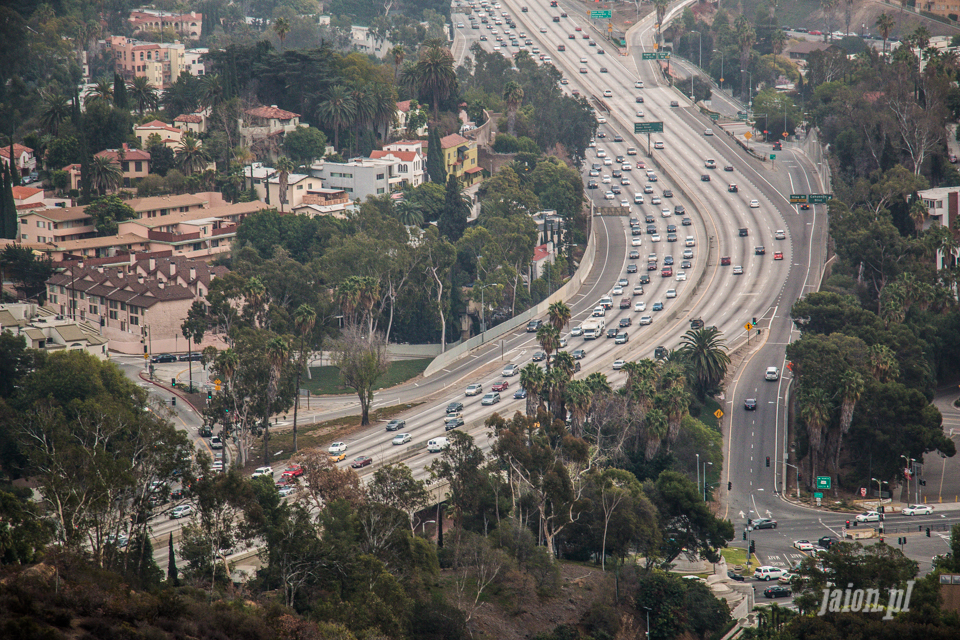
[369,147,425,188]
[0,144,37,180]
[45,255,226,354]
[19,206,97,244]
[308,158,397,201]
[918,186,960,270]
[13,186,45,213]
[134,119,184,148]
[0,303,108,358]
[128,9,203,39]
[438,133,481,186]
[94,145,152,188]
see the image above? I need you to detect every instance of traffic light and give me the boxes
[207,390,213,400]
[920,479,927,486]
[927,527,931,537]
[748,518,753,527]
[766,456,770,468]
[845,520,851,528]
[743,531,747,541]
[879,506,884,513]
[749,540,756,555]
[879,537,884,543]
[753,317,757,325]
[171,397,176,406]
[728,481,733,491]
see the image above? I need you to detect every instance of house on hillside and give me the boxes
[0,144,37,180]
[135,120,184,148]
[239,105,302,158]
[94,145,152,188]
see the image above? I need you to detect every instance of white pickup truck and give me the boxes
[581,318,605,340]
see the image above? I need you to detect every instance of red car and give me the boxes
[720,256,731,266]
[661,267,673,277]
[281,464,303,478]
[619,299,631,309]
[774,251,784,260]
[636,161,646,169]
[351,456,373,469]
[491,381,510,392]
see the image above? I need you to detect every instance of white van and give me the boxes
[427,437,449,453]
[754,566,787,581]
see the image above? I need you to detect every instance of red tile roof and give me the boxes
[440,133,470,148]
[532,244,550,262]
[137,119,181,133]
[370,150,419,162]
[245,105,300,120]
[464,166,483,174]
[0,144,33,159]
[96,145,151,162]
[174,113,203,123]
[12,186,43,199]
[396,100,412,112]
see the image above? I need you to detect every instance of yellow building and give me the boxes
[439,133,482,186]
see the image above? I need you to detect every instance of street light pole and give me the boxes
[696,452,701,498]
[715,49,724,92]
[703,461,713,501]
[784,462,800,500]
[871,477,889,507]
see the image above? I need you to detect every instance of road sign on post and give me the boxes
[816,476,832,490]
[745,322,753,331]
[809,194,834,204]
[634,121,664,134]
[770,154,776,160]
[743,132,752,140]
[714,409,724,419]
[710,113,719,121]
[658,52,670,59]
[814,492,823,498]
[641,52,656,60]
[590,10,612,19]
[789,194,809,204]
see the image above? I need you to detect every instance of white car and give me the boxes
[392,433,412,445]
[251,466,273,478]
[902,504,934,516]
[775,229,786,240]
[793,540,816,551]
[466,383,483,396]
[620,199,630,207]
[634,195,644,204]
[661,208,671,217]
[653,141,664,149]
[571,325,584,336]
[602,175,611,183]
[328,442,347,454]
[612,286,624,296]
[855,511,881,523]
[603,89,612,97]
[580,57,588,63]
[605,191,615,200]
[636,110,644,118]
[502,363,519,376]
[685,236,696,247]
[639,315,653,325]
[597,148,607,157]
[754,566,787,581]
[704,128,714,136]
[170,505,193,519]
[765,366,780,381]
[676,271,687,281]
[651,234,661,242]
[597,117,607,124]
[635,80,644,88]
[634,301,647,312]
[631,237,642,246]
[750,199,760,208]
[665,289,677,298]
[612,359,625,370]
[592,306,605,317]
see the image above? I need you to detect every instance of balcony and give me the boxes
[211,224,237,237]
[147,229,201,243]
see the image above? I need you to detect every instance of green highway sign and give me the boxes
[710,113,719,121]
[658,52,671,59]
[814,492,824,499]
[789,194,808,204]
[816,476,832,490]
[642,52,657,60]
[770,154,776,160]
[738,112,749,121]
[634,121,664,134]
[809,193,833,204]
[590,10,612,19]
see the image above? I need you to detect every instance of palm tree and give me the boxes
[565,380,593,437]
[355,275,381,338]
[370,83,397,141]
[263,336,290,465]
[662,384,689,444]
[622,359,656,389]
[909,199,927,237]
[175,133,209,175]
[316,85,356,152]
[291,304,316,454]
[275,156,296,213]
[735,16,756,103]
[584,372,611,395]
[336,278,360,326]
[401,44,456,122]
[799,387,831,489]
[129,76,159,115]
[536,323,560,367]
[876,13,895,58]
[199,74,225,111]
[394,200,424,227]
[868,344,899,382]
[677,327,730,400]
[519,362,545,416]
[89,155,123,195]
[644,408,669,459]
[653,0,669,28]
[820,0,839,40]
[274,17,290,51]
[503,81,524,137]
[547,300,571,332]
[39,91,70,136]
[546,365,571,418]
[771,30,787,83]
[389,45,406,83]
[349,85,376,155]
[833,370,864,478]
[85,78,113,107]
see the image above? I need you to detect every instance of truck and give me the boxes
[581,318,605,340]
[428,437,449,453]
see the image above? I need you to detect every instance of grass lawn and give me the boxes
[699,397,723,431]
[721,547,748,568]
[301,358,432,396]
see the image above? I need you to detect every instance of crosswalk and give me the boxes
[758,552,807,569]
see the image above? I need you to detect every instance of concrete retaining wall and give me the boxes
[422,212,598,378]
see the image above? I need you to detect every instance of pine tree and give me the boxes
[438,173,468,241]
[167,533,179,586]
[8,133,16,188]
[113,73,129,110]
[427,127,446,184]
[0,162,8,239]
[3,158,17,239]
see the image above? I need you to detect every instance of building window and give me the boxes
[121,302,126,311]
[109,310,118,320]
[109,299,118,309]
[376,188,385,194]
[130,316,139,326]
[377,173,385,180]
[135,161,142,172]
[89,305,98,315]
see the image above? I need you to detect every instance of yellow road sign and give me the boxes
[745,323,753,331]
[714,409,724,419]
[744,132,753,140]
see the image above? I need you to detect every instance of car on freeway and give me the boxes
[613,135,623,142]
[653,141,664,149]
[604,191,615,199]
[652,301,664,311]
[632,285,644,295]
[666,289,677,298]
[533,351,547,361]
[681,260,692,269]
[733,266,743,275]
[572,349,586,360]
[619,317,632,328]
[351,456,373,468]
[765,366,780,380]
[903,504,934,516]
[527,319,543,332]
[466,383,484,396]
[612,359,625,370]
[663,190,673,197]
[635,80,644,88]
[750,199,760,208]
[771,251,783,261]
[639,315,653,325]
[705,159,716,169]
[278,485,297,497]
[652,234,661,242]
[670,100,679,107]
[752,518,778,529]
[618,277,630,287]
[704,128,713,136]
[724,165,734,171]
[603,89,612,97]
[775,229,786,240]
[675,271,686,281]
[660,267,672,277]
[720,256,732,266]
[251,466,274,479]
[637,160,646,169]
[502,363,519,376]
[170,505,193,519]
[643,185,654,194]
[615,332,629,344]
[481,392,501,405]
[328,442,348,454]
[744,398,757,410]
[514,388,527,399]
[600,67,608,72]
[728,183,739,192]
[739,228,749,237]
[639,274,650,284]
[793,540,816,551]
[628,147,638,155]
[446,401,464,413]
[701,174,711,182]
[855,511,881,522]
[682,217,692,226]
[392,433,412,445]
[764,586,792,598]
[627,263,638,273]
[755,246,766,255]
[636,109,645,118]
[755,566,787,581]
[491,381,510,392]
[329,452,347,462]
[651,196,661,204]
[281,464,304,479]
[620,298,631,309]
[571,325,584,336]
[606,327,619,339]
[385,419,405,431]
[444,414,465,429]
[593,305,606,316]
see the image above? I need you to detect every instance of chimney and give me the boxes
[97,266,104,274]
[158,280,165,290]
[148,258,155,271]
[137,274,144,284]
[271,105,278,108]
[117,269,124,278]
[170,262,176,277]
[189,267,196,281]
